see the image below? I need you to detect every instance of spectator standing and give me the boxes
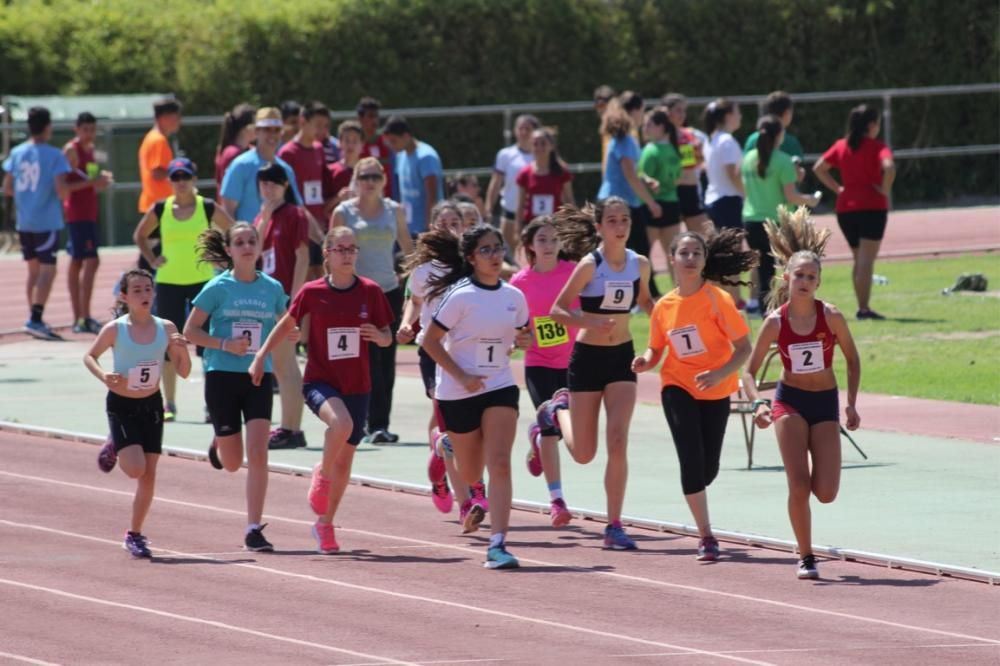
[744,91,805,182]
[485,114,540,252]
[138,97,181,215]
[357,97,395,198]
[383,116,444,237]
[215,103,256,190]
[279,100,301,145]
[327,120,364,208]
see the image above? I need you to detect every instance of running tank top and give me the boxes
[65,138,98,222]
[155,195,216,285]
[579,248,641,314]
[112,315,168,392]
[777,300,836,374]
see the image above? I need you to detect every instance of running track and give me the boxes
[2,433,998,665]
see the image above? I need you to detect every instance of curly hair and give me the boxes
[764,205,831,310]
[407,225,503,301]
[670,228,758,286]
[197,222,258,270]
[550,196,630,261]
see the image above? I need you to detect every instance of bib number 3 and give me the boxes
[788,341,825,374]
[327,327,360,360]
[232,321,263,353]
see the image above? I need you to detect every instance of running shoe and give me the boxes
[549,498,572,528]
[83,317,102,334]
[526,423,543,477]
[434,432,454,458]
[207,440,223,470]
[24,320,63,341]
[460,499,485,534]
[72,318,88,334]
[797,554,819,579]
[308,463,330,516]
[362,429,398,445]
[97,436,117,473]
[123,531,151,558]
[484,545,520,570]
[312,521,339,554]
[603,524,638,550]
[267,427,303,449]
[697,536,721,562]
[428,433,447,484]
[291,430,308,448]
[244,524,274,552]
[431,478,454,514]
[856,308,886,321]
[163,402,177,423]
[535,388,569,437]
[470,481,489,514]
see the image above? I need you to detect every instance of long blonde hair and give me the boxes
[764,205,831,310]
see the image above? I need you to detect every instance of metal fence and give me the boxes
[2,83,998,245]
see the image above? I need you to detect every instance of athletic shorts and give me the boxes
[501,209,517,222]
[677,185,704,219]
[106,391,164,455]
[66,221,100,259]
[438,385,520,435]
[524,365,568,409]
[836,210,888,248]
[646,200,682,229]
[19,230,59,264]
[205,371,274,437]
[706,196,744,231]
[567,340,636,392]
[418,346,437,398]
[155,281,207,357]
[309,240,323,267]
[303,382,369,445]
[772,382,840,427]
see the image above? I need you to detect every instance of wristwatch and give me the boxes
[751,398,771,413]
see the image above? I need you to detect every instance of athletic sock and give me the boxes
[489,533,505,549]
[547,482,563,501]
[610,519,623,529]
[30,304,43,324]
[246,523,261,535]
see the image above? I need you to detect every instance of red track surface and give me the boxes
[2,433,998,665]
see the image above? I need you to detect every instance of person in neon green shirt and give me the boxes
[638,109,683,284]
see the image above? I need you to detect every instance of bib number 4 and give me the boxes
[327,327,360,360]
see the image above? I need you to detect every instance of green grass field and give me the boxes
[634,253,1000,405]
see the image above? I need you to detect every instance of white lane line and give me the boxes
[612,642,1000,658]
[0,652,62,665]
[0,519,773,665]
[4,469,1000,646]
[0,576,418,665]
[333,660,508,666]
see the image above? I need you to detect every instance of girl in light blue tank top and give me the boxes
[84,269,191,558]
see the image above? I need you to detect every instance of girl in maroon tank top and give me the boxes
[741,210,862,580]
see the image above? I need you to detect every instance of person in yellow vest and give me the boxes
[133,158,234,421]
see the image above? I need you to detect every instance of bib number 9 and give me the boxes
[327,327,360,360]
[600,280,633,311]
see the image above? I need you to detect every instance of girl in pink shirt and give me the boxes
[509,217,579,527]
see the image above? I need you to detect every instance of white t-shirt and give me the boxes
[704,131,743,205]
[431,277,529,401]
[493,145,533,214]
[409,260,448,345]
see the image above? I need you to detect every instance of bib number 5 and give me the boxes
[127,360,161,391]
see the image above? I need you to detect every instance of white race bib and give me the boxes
[262,248,276,275]
[668,324,707,358]
[600,280,634,311]
[531,194,555,217]
[789,341,825,374]
[475,337,504,372]
[303,180,323,205]
[127,360,160,391]
[232,321,262,353]
[327,327,360,360]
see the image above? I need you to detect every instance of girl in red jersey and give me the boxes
[741,207,862,580]
[250,226,394,554]
[812,105,896,320]
[515,127,574,230]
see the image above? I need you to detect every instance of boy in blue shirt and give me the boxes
[383,116,443,236]
[2,107,72,340]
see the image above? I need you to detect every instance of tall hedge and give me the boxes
[2,0,998,214]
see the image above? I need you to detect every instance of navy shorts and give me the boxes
[106,391,164,455]
[66,221,100,259]
[303,382,369,445]
[706,196,744,231]
[437,385,520,435]
[205,371,274,437]
[773,382,840,427]
[677,185,704,219]
[19,230,59,264]
[308,240,323,267]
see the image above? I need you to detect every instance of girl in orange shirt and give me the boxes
[632,229,756,561]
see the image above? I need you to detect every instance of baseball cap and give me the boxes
[167,157,195,177]
[255,107,282,128]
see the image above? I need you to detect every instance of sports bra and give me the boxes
[777,300,836,374]
[579,249,640,314]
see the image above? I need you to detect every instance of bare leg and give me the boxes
[775,415,813,555]
[321,442,357,522]
[315,397,355,524]
[602,382,637,522]
[25,259,39,310]
[853,238,882,312]
[558,391,602,464]
[684,213,715,238]
[481,406,518,536]
[539,434,562,490]
[808,422,842,504]
[32,263,57,309]
[271,339,304,431]
[214,432,245,472]
[448,429,485,487]
[161,362,177,406]
[118,446,159,534]
[68,258,83,322]
[244,418,271,525]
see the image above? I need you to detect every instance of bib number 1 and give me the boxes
[475,337,504,372]
[667,324,706,358]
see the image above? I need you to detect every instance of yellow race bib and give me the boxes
[533,316,569,348]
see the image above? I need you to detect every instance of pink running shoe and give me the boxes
[427,439,447,484]
[431,477,454,514]
[308,463,330,516]
[470,481,489,514]
[525,423,543,477]
[549,498,572,528]
[312,521,339,554]
[97,436,117,473]
[460,499,485,534]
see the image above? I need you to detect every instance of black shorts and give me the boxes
[106,391,164,455]
[303,382,369,445]
[66,221,100,259]
[567,340,636,392]
[438,385,520,435]
[155,281,207,357]
[308,240,323,267]
[836,210,888,248]
[646,200,682,229]
[677,185,704,219]
[773,382,840,427]
[524,365,568,409]
[706,196,744,231]
[418,346,437,398]
[19,230,59,264]
[205,371,274,437]
[501,209,517,222]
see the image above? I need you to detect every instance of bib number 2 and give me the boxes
[327,327,360,360]
[788,341,824,374]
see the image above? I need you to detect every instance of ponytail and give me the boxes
[410,225,502,301]
[216,103,256,157]
[702,98,736,136]
[669,229,757,287]
[551,201,606,261]
[197,221,258,271]
[755,114,783,178]
[112,269,155,318]
[648,109,678,149]
[846,104,880,151]
[764,205,831,311]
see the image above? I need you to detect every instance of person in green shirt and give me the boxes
[741,115,819,312]
[638,109,683,285]
[744,91,805,184]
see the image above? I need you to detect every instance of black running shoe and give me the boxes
[124,531,152,558]
[245,524,274,552]
[208,440,223,470]
[797,554,819,579]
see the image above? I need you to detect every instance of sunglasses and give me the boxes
[357,172,382,182]
[169,172,193,182]
[474,243,505,258]
[326,245,360,255]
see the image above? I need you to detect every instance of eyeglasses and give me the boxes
[474,243,506,258]
[357,173,382,182]
[169,173,193,182]
[326,245,360,255]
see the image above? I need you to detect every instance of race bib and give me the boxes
[475,337,504,372]
[327,327,360,360]
[531,194,555,217]
[600,280,634,311]
[304,180,323,205]
[533,315,568,348]
[668,324,706,358]
[789,341,825,374]
[679,142,696,168]
[127,360,160,391]
[232,321,262,353]
[262,248,276,275]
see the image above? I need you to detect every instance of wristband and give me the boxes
[751,398,771,412]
